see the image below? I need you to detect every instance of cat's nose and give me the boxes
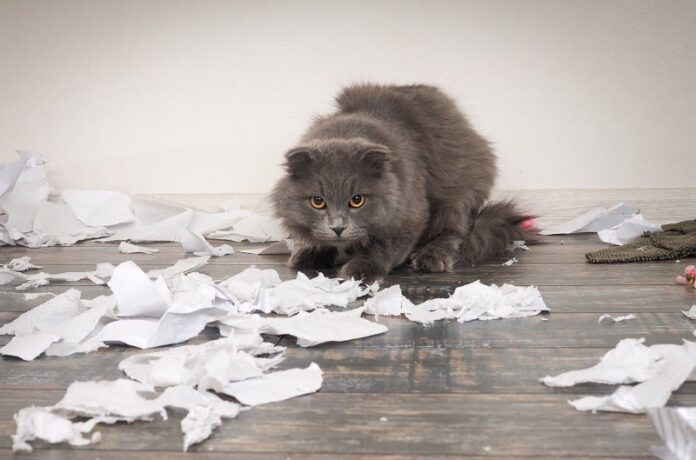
[331,226,346,237]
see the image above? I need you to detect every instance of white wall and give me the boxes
[1,0,694,194]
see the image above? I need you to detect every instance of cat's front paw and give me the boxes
[412,244,455,272]
[339,257,387,283]
[288,246,337,269]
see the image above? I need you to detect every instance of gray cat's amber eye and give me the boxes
[349,194,365,208]
[309,196,326,209]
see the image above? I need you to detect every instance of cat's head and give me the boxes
[271,138,399,245]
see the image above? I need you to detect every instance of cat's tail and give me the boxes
[461,200,537,265]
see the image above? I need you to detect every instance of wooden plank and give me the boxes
[0,390,689,457]
[3,346,696,396]
[0,449,646,460]
[276,312,694,349]
[0,260,690,288]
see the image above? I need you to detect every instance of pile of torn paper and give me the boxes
[0,261,388,360]
[2,258,552,452]
[0,152,287,248]
[540,202,661,246]
[12,331,323,452]
[363,281,548,325]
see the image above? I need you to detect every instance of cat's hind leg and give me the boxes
[411,204,472,273]
[411,233,463,272]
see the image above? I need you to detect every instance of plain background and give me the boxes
[0,0,694,195]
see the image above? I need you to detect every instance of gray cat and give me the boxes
[271,83,532,282]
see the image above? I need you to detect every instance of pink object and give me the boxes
[676,265,696,287]
[519,218,537,231]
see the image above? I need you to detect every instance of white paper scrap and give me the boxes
[502,257,518,266]
[61,189,134,227]
[3,257,41,272]
[507,240,529,251]
[30,201,108,247]
[363,285,405,316]
[409,280,548,324]
[647,406,696,460]
[228,307,389,347]
[682,306,696,320]
[541,338,661,387]
[118,242,159,254]
[179,229,234,257]
[597,313,637,324]
[12,379,240,452]
[567,342,696,413]
[109,261,172,317]
[260,272,367,315]
[597,213,662,246]
[147,256,210,279]
[119,334,284,389]
[0,332,61,360]
[12,407,101,452]
[0,289,83,336]
[207,214,287,243]
[540,203,637,235]
[222,362,323,406]
[0,152,49,241]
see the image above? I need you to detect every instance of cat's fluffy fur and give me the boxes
[271,83,532,281]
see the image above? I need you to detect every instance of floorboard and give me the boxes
[1,190,696,458]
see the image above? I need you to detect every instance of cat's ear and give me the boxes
[284,147,315,177]
[360,146,390,174]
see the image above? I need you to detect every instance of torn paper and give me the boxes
[109,261,172,317]
[3,263,115,291]
[550,340,696,414]
[61,189,134,227]
[222,362,323,406]
[207,214,287,243]
[118,242,159,254]
[119,333,284,389]
[228,271,367,316]
[363,285,405,317]
[507,240,529,251]
[237,239,294,255]
[179,229,234,257]
[0,333,61,361]
[12,379,240,452]
[2,257,41,272]
[647,406,696,460]
[12,407,101,452]
[0,152,49,240]
[222,308,389,347]
[147,256,210,279]
[597,213,662,246]
[410,280,548,324]
[0,289,84,336]
[540,203,637,235]
[28,201,108,247]
[682,306,696,320]
[0,289,114,360]
[597,313,636,324]
[502,257,518,266]
[541,338,661,387]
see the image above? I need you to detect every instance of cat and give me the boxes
[271,83,532,282]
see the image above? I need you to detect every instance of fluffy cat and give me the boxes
[271,83,532,281]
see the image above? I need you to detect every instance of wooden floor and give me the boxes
[1,190,696,459]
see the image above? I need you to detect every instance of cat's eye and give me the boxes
[349,194,365,208]
[309,196,326,209]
